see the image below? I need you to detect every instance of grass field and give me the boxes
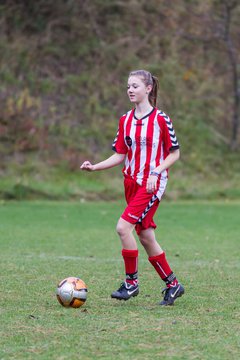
[0,200,239,360]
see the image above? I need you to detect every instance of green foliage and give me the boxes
[0,201,240,359]
[0,0,239,199]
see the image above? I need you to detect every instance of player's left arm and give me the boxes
[146,149,180,193]
[155,113,180,173]
[147,113,180,193]
[154,148,180,174]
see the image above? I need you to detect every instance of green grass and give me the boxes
[0,201,240,360]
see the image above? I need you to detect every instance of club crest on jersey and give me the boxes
[125,136,132,147]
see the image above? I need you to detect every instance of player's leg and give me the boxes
[116,217,137,250]
[112,185,159,300]
[139,227,184,306]
[111,178,140,301]
[136,192,184,306]
[139,226,179,287]
[111,218,139,300]
[138,225,179,288]
[138,227,163,256]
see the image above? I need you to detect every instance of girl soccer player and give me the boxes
[80,70,184,306]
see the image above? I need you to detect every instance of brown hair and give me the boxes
[129,70,159,107]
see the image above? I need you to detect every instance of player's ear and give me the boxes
[146,85,152,94]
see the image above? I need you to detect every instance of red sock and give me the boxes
[122,249,138,285]
[148,252,178,287]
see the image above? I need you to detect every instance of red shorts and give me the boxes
[121,177,161,235]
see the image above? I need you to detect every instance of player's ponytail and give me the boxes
[149,75,159,107]
[129,70,159,107]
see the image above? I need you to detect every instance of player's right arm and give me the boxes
[80,152,125,172]
[81,114,127,172]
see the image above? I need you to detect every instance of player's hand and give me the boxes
[146,175,158,193]
[80,161,95,171]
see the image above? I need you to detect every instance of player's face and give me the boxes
[127,76,152,104]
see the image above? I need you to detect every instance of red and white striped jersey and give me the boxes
[112,107,179,187]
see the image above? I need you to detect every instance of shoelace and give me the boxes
[117,282,127,291]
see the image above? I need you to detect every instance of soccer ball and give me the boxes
[56,277,88,308]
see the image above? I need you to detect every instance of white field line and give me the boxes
[24,253,148,263]
[16,254,240,268]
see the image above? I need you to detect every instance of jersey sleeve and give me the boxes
[112,115,128,154]
[158,112,180,152]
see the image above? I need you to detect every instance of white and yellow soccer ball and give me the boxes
[56,277,87,308]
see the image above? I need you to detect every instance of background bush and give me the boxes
[0,0,239,199]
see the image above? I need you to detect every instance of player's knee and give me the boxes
[116,222,126,237]
[116,219,131,238]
